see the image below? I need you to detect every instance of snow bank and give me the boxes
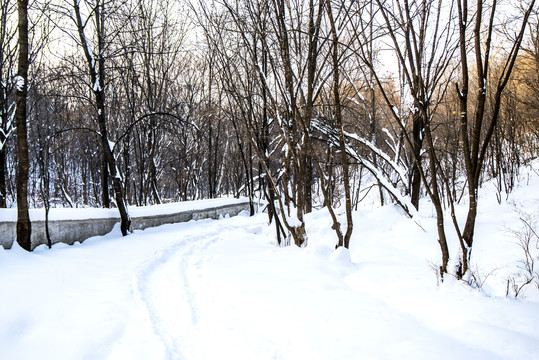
[0,164,538,359]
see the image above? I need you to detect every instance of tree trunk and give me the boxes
[275,0,307,247]
[304,158,313,213]
[101,150,110,208]
[424,119,450,274]
[303,0,324,215]
[410,111,423,209]
[150,158,161,204]
[15,0,31,251]
[326,0,353,248]
[97,91,131,236]
[73,0,131,235]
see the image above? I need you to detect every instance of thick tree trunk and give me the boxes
[15,0,31,251]
[457,176,478,276]
[295,152,306,247]
[424,119,450,274]
[434,199,450,274]
[110,167,131,236]
[97,90,131,236]
[303,0,322,215]
[101,150,110,208]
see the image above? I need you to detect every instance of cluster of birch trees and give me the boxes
[5,0,539,278]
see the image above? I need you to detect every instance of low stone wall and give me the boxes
[0,200,253,250]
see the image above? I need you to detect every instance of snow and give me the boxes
[14,75,25,92]
[93,78,101,92]
[1,167,539,359]
[344,130,409,187]
[391,105,400,117]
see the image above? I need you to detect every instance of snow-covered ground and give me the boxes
[1,163,539,359]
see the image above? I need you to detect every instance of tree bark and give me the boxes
[101,150,110,207]
[15,0,31,251]
[410,110,423,209]
[303,0,323,215]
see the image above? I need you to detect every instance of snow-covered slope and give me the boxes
[1,163,538,359]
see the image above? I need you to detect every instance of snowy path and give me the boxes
[112,219,289,360]
[127,231,221,359]
[2,206,539,359]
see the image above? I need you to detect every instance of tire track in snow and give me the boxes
[131,217,285,360]
[133,229,218,359]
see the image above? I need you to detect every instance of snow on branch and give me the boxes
[343,130,409,185]
[312,118,416,217]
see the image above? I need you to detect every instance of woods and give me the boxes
[4,0,539,280]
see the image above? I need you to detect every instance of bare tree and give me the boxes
[353,0,458,273]
[454,0,536,277]
[69,0,131,235]
[15,0,31,250]
[325,0,353,248]
[0,0,16,209]
[194,0,360,248]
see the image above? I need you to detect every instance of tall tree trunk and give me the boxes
[326,0,353,248]
[275,0,306,247]
[96,91,131,236]
[424,118,450,274]
[74,0,130,235]
[150,159,160,204]
[303,0,322,215]
[410,110,423,209]
[101,150,110,207]
[15,0,31,251]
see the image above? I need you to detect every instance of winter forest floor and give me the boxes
[1,163,539,359]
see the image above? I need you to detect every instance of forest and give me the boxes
[3,0,538,281]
